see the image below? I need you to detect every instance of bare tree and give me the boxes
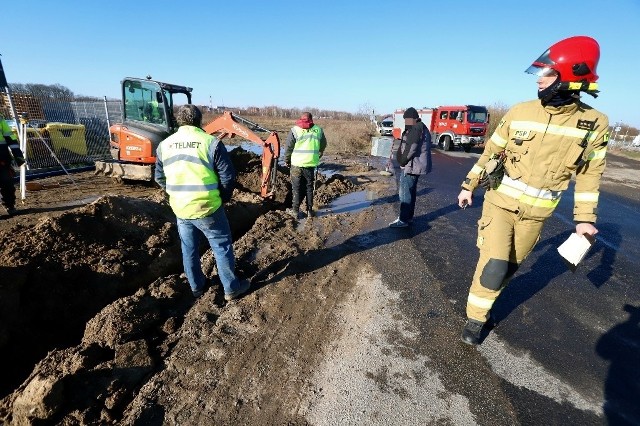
[10,83,75,100]
[356,102,375,121]
[486,102,510,137]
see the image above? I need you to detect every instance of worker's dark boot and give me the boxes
[306,209,315,218]
[5,206,16,216]
[461,319,485,346]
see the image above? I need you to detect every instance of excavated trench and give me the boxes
[0,147,358,424]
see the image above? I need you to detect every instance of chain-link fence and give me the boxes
[1,91,120,175]
[608,135,640,151]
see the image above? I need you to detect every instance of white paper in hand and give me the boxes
[557,233,594,272]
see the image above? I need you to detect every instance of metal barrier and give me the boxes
[1,91,120,175]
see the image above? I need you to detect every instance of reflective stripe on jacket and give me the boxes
[461,99,609,222]
[157,126,222,219]
[291,125,323,167]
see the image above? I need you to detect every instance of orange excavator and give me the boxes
[95,76,280,198]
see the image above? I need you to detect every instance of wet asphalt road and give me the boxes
[373,148,640,425]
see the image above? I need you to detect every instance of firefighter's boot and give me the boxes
[461,319,485,345]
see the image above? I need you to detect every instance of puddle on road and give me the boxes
[318,190,375,216]
[292,191,376,233]
[317,167,340,178]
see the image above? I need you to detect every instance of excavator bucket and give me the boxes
[203,111,280,199]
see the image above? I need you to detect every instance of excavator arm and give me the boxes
[203,111,280,199]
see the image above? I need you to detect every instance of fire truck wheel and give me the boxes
[442,135,452,151]
[462,144,471,153]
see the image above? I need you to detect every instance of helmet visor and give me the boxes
[525,48,558,76]
[525,65,558,77]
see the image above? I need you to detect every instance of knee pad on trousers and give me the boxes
[480,258,519,290]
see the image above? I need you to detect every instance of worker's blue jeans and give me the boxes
[399,171,419,222]
[176,206,240,295]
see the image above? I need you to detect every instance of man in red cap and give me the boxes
[283,112,327,219]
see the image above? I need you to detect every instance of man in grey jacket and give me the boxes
[389,107,433,228]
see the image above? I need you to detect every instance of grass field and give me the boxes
[609,147,640,161]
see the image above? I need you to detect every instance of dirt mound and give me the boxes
[0,195,183,399]
[315,174,356,206]
[0,210,327,424]
[0,149,366,424]
[231,146,291,206]
[2,275,190,425]
[230,146,360,210]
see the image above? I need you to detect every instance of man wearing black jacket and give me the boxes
[389,107,432,227]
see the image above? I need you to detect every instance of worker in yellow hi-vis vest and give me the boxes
[457,36,609,345]
[155,105,250,301]
[283,112,327,219]
[0,116,26,216]
[143,99,164,124]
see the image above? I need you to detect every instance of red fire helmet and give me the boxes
[525,36,600,83]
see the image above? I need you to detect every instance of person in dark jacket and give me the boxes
[389,107,432,227]
[0,117,26,216]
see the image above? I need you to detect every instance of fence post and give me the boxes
[103,96,112,146]
[19,116,27,201]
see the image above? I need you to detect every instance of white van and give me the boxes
[632,134,640,147]
[377,119,394,136]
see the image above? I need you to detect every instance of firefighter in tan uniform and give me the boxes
[457,36,609,345]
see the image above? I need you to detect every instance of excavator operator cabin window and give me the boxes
[124,81,144,122]
[123,80,167,126]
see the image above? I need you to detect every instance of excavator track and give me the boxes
[94,160,154,181]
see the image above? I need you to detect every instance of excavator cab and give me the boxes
[96,77,279,198]
[99,77,193,179]
[122,78,192,131]
[120,77,192,139]
[117,77,193,162]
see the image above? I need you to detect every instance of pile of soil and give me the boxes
[0,149,384,424]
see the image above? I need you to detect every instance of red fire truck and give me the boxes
[392,105,489,152]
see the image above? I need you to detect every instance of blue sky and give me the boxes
[1,0,638,128]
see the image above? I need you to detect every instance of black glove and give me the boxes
[478,158,505,191]
[14,156,26,167]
